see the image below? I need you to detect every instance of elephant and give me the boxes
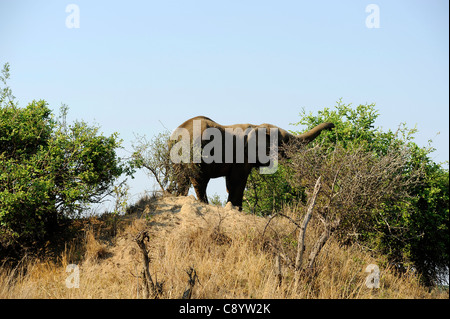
[169,116,334,209]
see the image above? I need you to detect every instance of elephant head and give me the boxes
[249,122,335,170]
[169,116,334,209]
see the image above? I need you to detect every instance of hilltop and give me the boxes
[0,194,447,298]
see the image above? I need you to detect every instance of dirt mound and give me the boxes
[86,195,267,295]
[146,195,264,234]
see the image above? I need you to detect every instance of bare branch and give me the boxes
[295,176,321,270]
[134,230,162,298]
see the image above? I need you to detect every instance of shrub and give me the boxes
[244,100,449,286]
[131,130,200,196]
[0,63,128,251]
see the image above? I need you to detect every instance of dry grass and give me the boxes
[0,195,447,299]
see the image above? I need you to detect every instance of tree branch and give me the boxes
[295,176,321,270]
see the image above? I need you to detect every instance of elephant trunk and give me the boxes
[297,122,335,144]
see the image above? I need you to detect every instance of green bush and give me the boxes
[243,99,449,286]
[0,63,128,249]
[244,163,305,215]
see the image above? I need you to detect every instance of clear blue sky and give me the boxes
[1,0,448,206]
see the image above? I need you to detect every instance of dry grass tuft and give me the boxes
[84,229,110,262]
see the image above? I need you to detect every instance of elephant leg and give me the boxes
[191,175,210,204]
[226,170,250,210]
